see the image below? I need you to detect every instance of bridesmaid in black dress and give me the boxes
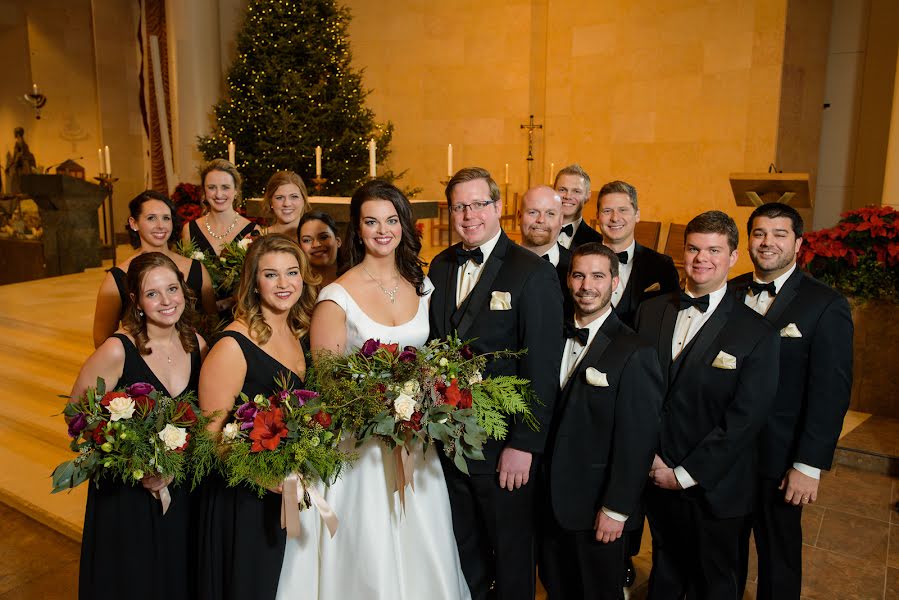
[197,234,319,600]
[74,252,208,599]
[180,159,260,319]
[92,190,216,348]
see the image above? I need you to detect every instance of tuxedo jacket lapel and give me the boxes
[439,246,461,337]
[763,268,802,324]
[559,313,618,404]
[454,233,509,338]
[669,293,733,387]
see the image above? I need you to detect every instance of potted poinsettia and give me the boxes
[798,205,899,416]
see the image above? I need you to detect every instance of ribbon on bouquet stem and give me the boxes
[393,442,415,510]
[152,485,172,515]
[280,472,339,539]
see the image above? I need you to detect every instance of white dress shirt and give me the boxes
[743,263,820,480]
[609,241,636,308]
[557,217,584,249]
[542,242,560,267]
[670,284,728,490]
[456,229,502,307]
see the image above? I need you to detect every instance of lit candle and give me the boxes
[549,162,555,184]
[315,146,322,178]
[32,83,38,96]
[504,163,509,185]
[98,148,105,174]
[105,146,112,175]
[228,141,236,164]
[447,144,453,177]
[369,139,377,178]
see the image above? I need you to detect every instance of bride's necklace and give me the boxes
[204,213,239,241]
[362,265,400,304]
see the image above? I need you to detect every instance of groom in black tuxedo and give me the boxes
[541,243,663,600]
[634,211,780,599]
[429,167,564,600]
[730,203,853,599]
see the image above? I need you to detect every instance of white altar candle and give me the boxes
[105,146,112,175]
[228,141,236,164]
[315,146,322,178]
[98,148,105,174]
[504,163,509,185]
[447,144,453,177]
[369,139,377,178]
[549,162,554,184]
[32,83,38,96]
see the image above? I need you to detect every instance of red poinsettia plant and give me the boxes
[172,182,203,224]
[798,205,899,302]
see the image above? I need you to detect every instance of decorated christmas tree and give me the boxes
[198,0,398,197]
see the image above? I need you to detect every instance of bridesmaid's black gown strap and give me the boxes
[79,334,201,600]
[109,261,204,318]
[196,330,302,600]
[188,219,216,255]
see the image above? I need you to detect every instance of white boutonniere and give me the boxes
[489,291,512,311]
[711,351,737,370]
[585,367,609,387]
[644,282,661,293]
[780,323,802,338]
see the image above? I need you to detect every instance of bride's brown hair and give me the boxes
[234,234,320,344]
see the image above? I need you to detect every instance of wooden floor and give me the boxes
[1,234,897,599]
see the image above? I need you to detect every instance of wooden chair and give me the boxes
[634,221,662,250]
[499,192,520,236]
[663,223,688,284]
[429,204,452,247]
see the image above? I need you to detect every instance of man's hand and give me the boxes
[780,468,819,505]
[594,511,625,543]
[497,447,533,491]
[650,453,667,473]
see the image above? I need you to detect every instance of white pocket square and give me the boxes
[489,291,512,311]
[644,282,661,293]
[585,367,609,387]
[711,351,737,370]
[780,323,802,338]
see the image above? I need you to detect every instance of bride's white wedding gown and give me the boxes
[277,279,471,600]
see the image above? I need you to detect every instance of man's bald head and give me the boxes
[519,186,563,251]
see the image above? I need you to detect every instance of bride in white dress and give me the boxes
[278,181,470,599]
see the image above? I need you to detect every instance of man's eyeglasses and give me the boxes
[449,199,498,214]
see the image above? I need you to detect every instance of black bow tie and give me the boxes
[748,281,777,296]
[456,246,484,266]
[616,251,629,265]
[563,321,589,345]
[542,253,551,262]
[560,223,574,237]
[679,291,710,313]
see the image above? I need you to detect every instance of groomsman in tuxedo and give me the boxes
[429,167,564,600]
[554,164,603,249]
[517,185,572,310]
[730,203,853,599]
[595,179,681,585]
[634,211,780,599]
[542,243,664,599]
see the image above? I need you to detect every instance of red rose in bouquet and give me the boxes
[91,421,108,444]
[132,395,155,415]
[313,411,332,428]
[174,401,198,426]
[444,378,463,407]
[100,391,129,406]
[249,408,289,452]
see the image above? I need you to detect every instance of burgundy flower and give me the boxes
[360,339,381,357]
[460,345,474,360]
[126,382,155,397]
[398,347,417,362]
[67,413,88,438]
[292,389,319,406]
[312,411,332,428]
[235,402,258,423]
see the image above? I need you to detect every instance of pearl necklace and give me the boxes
[204,214,239,241]
[362,265,400,304]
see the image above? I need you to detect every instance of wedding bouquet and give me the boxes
[312,336,538,475]
[192,374,351,498]
[52,379,206,500]
[176,237,253,296]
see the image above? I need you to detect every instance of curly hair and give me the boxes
[125,190,179,249]
[338,180,427,295]
[233,234,320,344]
[199,159,243,212]
[121,252,198,355]
[261,170,309,226]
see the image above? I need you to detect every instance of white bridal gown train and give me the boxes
[277,279,471,600]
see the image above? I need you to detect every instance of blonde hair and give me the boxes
[233,234,320,344]
[200,159,243,212]
[262,170,309,226]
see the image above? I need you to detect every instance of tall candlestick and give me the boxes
[105,146,112,175]
[369,139,377,178]
[228,141,236,164]
[315,146,322,177]
[447,144,453,177]
[98,148,105,174]
[504,163,509,185]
